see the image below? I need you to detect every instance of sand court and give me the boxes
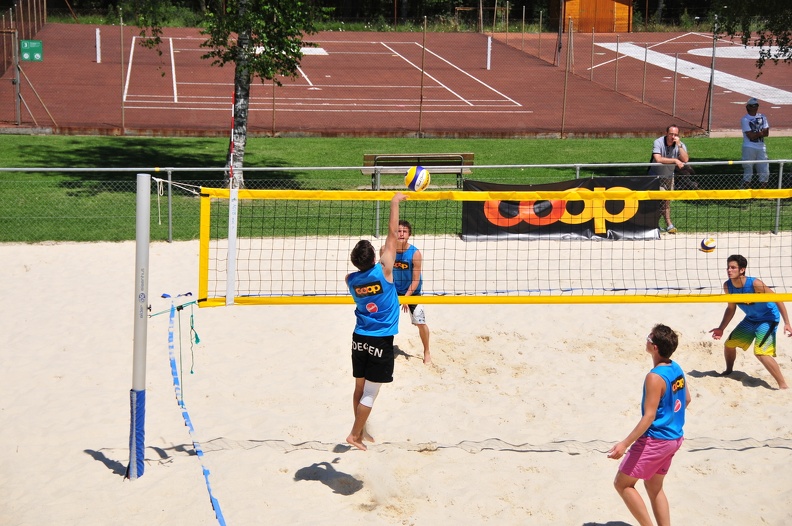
[1,240,791,525]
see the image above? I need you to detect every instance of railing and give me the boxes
[0,159,788,243]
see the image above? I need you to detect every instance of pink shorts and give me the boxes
[619,435,683,480]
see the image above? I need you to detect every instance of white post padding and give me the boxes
[132,173,150,391]
[225,187,239,305]
[128,173,150,480]
[96,28,101,64]
[487,36,492,70]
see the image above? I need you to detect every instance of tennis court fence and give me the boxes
[1,0,46,78]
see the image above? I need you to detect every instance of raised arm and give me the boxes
[380,193,408,279]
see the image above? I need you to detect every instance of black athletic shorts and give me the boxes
[351,332,394,383]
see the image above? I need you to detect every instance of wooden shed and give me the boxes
[549,0,633,33]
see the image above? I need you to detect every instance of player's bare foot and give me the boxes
[719,369,733,376]
[346,434,367,451]
[423,352,432,365]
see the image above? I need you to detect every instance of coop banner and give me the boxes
[461,177,661,241]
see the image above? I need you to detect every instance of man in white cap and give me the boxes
[740,97,770,188]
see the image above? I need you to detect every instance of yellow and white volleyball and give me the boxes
[405,166,431,192]
[700,237,716,253]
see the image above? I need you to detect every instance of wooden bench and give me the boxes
[361,153,474,189]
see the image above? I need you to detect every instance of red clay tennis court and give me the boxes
[1,24,790,137]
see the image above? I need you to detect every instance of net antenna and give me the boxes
[127,173,150,479]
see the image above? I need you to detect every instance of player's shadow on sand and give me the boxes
[393,344,419,361]
[582,522,631,526]
[687,369,773,389]
[294,460,363,495]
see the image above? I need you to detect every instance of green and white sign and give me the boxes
[20,40,43,62]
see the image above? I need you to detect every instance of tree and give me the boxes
[136,0,318,187]
[717,0,792,73]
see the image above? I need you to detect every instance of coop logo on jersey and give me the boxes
[354,282,382,297]
[393,261,409,270]
[671,375,685,393]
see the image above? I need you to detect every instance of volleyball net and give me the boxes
[197,182,792,307]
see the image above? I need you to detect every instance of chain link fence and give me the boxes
[1,160,790,243]
[1,0,46,78]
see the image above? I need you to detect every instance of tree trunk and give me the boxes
[226,29,252,188]
[654,0,665,23]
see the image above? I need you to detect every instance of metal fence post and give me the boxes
[673,53,678,117]
[167,169,173,243]
[373,165,382,238]
[774,161,785,234]
[641,44,648,103]
[614,35,619,93]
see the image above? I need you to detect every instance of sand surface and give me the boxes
[2,241,791,525]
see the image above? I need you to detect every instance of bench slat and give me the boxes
[361,153,474,175]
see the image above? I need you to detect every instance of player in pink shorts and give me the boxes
[608,324,691,526]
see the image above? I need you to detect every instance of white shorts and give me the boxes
[408,303,426,325]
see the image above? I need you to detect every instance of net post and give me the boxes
[127,173,150,480]
[225,188,239,305]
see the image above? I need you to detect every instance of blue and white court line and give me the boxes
[594,42,792,105]
[167,303,226,526]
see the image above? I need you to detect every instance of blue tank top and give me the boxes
[726,277,780,322]
[347,263,400,336]
[644,361,687,440]
[393,244,423,296]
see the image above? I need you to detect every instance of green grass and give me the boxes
[1,135,790,242]
[4,134,789,168]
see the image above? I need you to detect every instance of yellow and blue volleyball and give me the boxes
[700,237,716,253]
[404,166,431,192]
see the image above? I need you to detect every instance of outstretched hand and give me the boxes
[709,328,723,340]
[607,441,627,460]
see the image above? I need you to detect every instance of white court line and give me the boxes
[297,66,313,86]
[591,32,703,69]
[169,38,178,103]
[130,38,522,111]
[595,42,792,105]
[419,44,521,106]
[121,104,534,115]
[380,43,473,106]
[123,37,136,102]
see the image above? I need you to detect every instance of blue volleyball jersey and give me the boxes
[347,263,400,336]
[393,244,422,295]
[644,361,687,440]
[726,277,780,322]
